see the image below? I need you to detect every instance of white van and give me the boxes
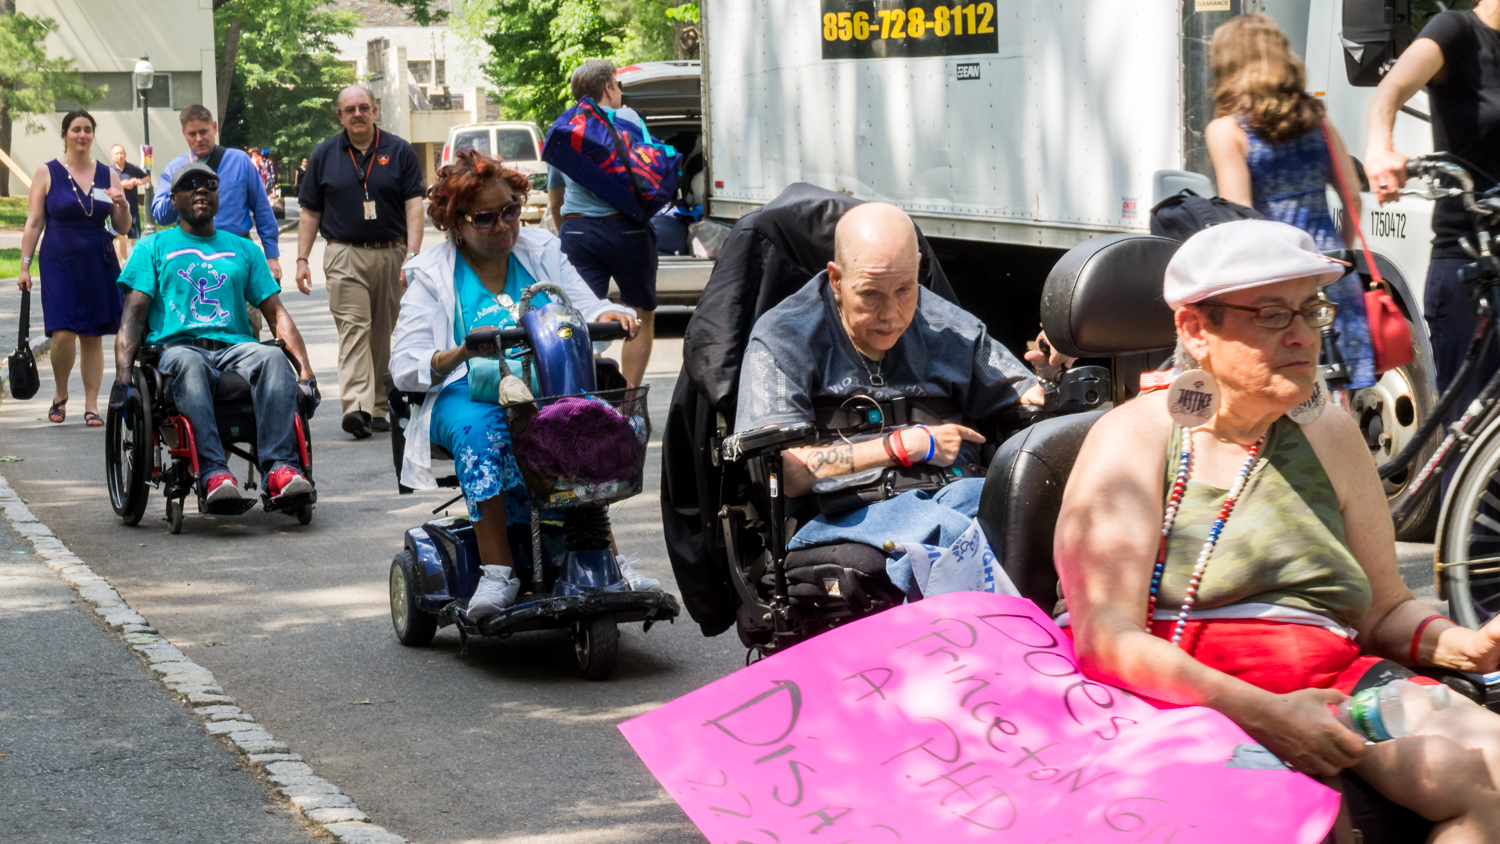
[442,121,548,224]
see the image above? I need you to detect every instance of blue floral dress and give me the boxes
[1237,116,1375,389]
[429,254,538,523]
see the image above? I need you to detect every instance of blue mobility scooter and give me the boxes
[386,284,679,679]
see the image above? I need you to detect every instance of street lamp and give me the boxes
[134,54,154,234]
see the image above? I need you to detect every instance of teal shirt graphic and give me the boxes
[118,228,280,346]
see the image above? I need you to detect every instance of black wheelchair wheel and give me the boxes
[574,616,619,681]
[105,373,151,526]
[390,551,437,647]
[166,497,185,535]
[295,502,313,525]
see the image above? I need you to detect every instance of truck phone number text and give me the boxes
[821,0,1001,59]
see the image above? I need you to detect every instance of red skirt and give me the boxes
[1075,619,1437,695]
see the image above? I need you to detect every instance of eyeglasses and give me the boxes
[339,104,374,116]
[1207,300,1339,330]
[173,175,219,193]
[464,201,524,229]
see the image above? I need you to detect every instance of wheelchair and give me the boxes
[383,286,679,680]
[661,182,1110,653]
[104,340,317,534]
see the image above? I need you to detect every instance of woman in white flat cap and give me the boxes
[1055,219,1500,834]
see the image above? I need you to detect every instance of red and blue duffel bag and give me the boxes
[542,96,681,224]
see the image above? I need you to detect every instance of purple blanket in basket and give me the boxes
[516,397,644,483]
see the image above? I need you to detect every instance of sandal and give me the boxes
[47,400,65,424]
[84,411,103,427]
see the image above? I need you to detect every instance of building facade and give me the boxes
[329,0,496,186]
[9,0,216,197]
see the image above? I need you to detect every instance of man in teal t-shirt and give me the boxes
[111,162,320,505]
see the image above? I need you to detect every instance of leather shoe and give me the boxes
[342,410,373,439]
[371,416,391,433]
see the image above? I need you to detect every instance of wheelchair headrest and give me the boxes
[1040,234,1180,360]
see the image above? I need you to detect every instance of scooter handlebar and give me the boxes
[464,321,628,352]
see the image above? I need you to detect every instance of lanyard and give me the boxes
[346,129,380,200]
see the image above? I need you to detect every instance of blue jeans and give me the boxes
[789,478,986,598]
[158,344,301,479]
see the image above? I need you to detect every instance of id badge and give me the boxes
[363,200,377,221]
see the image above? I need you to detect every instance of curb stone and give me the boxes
[0,471,410,844]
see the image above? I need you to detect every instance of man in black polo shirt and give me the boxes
[295,85,425,439]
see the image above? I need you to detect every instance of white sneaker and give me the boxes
[466,565,521,620]
[616,553,661,592]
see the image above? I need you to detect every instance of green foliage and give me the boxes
[0,13,101,136]
[214,0,358,163]
[665,3,698,23]
[450,0,695,127]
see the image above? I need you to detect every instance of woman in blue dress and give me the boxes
[390,150,641,618]
[17,110,132,425]
[1206,14,1376,391]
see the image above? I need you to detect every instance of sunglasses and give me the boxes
[174,175,219,193]
[1206,300,1339,330]
[464,201,524,229]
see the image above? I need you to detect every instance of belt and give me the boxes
[167,338,233,352]
[563,213,625,220]
[326,238,405,249]
[812,395,963,434]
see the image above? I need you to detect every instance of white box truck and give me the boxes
[699,0,1443,535]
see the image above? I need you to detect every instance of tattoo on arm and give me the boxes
[802,444,855,478]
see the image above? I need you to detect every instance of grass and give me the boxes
[0,196,26,228]
[0,248,20,279]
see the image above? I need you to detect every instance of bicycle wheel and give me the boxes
[1438,415,1500,628]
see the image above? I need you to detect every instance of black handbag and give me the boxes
[8,287,39,400]
[1148,189,1265,242]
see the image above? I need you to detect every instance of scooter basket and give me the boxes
[504,385,651,509]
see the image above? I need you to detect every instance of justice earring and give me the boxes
[1167,369,1220,429]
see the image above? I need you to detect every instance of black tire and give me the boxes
[390,551,438,646]
[574,616,620,681]
[1355,324,1439,541]
[295,502,313,525]
[105,371,151,526]
[166,498,184,535]
[1438,417,1500,629]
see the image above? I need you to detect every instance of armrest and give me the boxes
[720,422,816,463]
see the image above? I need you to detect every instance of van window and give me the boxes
[453,129,490,156]
[496,129,538,163]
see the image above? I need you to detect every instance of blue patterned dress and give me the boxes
[1236,116,1375,388]
[429,254,537,523]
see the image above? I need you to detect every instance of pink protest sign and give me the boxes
[621,591,1338,844]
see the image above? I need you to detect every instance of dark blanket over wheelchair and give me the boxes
[105,340,317,534]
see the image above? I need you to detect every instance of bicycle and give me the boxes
[1376,156,1500,629]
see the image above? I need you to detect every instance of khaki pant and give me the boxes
[324,243,404,418]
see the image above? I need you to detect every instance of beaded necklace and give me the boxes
[1147,425,1268,646]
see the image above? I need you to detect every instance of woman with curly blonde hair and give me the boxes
[1206,13,1375,389]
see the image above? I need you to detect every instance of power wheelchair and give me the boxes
[105,339,317,534]
[383,286,679,680]
[660,183,1110,654]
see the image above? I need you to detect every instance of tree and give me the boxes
[213,0,357,166]
[444,0,696,127]
[0,9,101,196]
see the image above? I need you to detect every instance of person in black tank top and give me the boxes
[1366,2,1500,435]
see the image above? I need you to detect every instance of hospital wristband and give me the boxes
[1410,614,1448,666]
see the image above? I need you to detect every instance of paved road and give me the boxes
[0,233,731,844]
[0,229,1447,842]
[0,508,318,843]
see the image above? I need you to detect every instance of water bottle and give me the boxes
[1335,679,1452,742]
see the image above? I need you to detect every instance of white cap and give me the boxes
[1163,219,1350,310]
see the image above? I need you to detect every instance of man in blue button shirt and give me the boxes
[151,104,282,294]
